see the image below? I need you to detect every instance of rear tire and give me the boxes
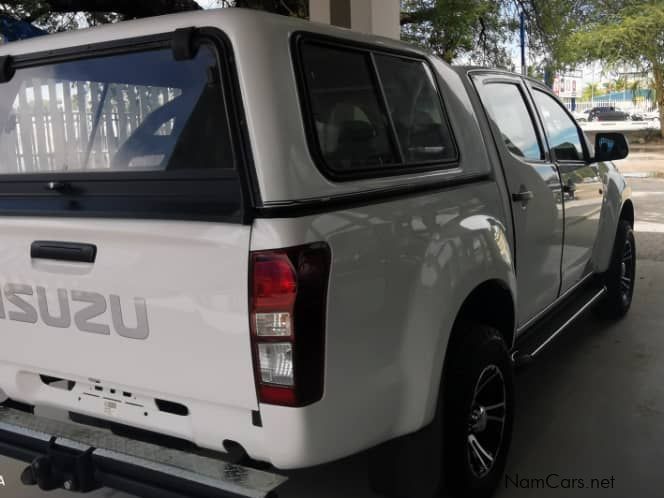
[594,220,636,319]
[441,323,514,498]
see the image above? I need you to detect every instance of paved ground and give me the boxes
[615,144,664,175]
[1,177,664,498]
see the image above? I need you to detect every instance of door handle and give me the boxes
[45,181,70,193]
[511,190,534,203]
[31,241,97,263]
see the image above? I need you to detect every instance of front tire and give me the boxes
[595,220,636,319]
[441,323,514,498]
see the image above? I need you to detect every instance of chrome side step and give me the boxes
[0,406,286,497]
[512,286,607,368]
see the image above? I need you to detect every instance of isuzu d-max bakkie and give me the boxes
[0,8,635,498]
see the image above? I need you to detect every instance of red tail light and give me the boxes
[249,243,330,407]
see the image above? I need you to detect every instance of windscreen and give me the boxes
[0,45,233,175]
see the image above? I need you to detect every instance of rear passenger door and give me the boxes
[472,73,564,327]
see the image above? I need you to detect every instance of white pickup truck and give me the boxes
[0,8,635,498]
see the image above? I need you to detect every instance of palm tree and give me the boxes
[604,81,614,94]
[629,79,642,106]
[614,76,628,92]
[582,83,602,101]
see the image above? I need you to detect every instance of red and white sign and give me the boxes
[553,75,582,98]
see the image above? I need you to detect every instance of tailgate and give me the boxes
[0,217,258,411]
[0,33,260,418]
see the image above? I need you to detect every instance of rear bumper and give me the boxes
[0,405,287,498]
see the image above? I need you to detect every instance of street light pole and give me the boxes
[591,62,595,105]
[520,11,526,76]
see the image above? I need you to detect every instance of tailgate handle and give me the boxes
[31,241,97,263]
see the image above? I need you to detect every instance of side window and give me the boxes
[533,90,584,162]
[374,54,456,163]
[477,83,543,161]
[300,42,399,172]
[297,38,458,178]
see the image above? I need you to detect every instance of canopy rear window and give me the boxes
[0,46,232,174]
[0,31,247,222]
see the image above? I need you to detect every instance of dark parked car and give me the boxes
[588,106,631,121]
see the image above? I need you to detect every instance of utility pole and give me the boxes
[520,11,526,76]
[590,62,595,105]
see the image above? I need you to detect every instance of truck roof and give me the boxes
[454,65,549,88]
[0,7,493,205]
[0,7,429,60]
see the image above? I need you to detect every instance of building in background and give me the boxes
[309,0,400,39]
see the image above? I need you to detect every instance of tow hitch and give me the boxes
[20,442,98,493]
[0,405,287,497]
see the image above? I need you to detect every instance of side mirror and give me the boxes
[594,132,629,162]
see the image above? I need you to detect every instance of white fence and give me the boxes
[579,120,661,132]
[566,99,657,114]
[1,80,178,174]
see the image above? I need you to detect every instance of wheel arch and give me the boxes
[620,198,634,227]
[452,279,516,350]
[369,278,516,497]
[431,279,516,423]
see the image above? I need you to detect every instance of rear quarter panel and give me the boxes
[250,180,516,467]
[245,43,518,466]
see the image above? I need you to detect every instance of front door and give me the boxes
[529,87,604,292]
[473,74,564,327]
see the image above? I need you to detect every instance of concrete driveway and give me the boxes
[0,178,663,498]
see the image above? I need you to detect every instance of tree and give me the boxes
[563,2,664,135]
[629,79,642,106]
[613,75,627,92]
[399,0,595,73]
[0,0,203,31]
[220,0,307,16]
[0,0,310,30]
[500,0,595,82]
[582,82,603,101]
[0,0,547,69]
[400,0,517,66]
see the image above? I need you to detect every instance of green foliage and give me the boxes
[563,3,664,68]
[0,1,201,31]
[218,0,307,17]
[401,0,517,66]
[0,0,545,70]
[519,0,582,70]
[562,1,664,134]
[629,79,642,104]
[582,82,604,100]
[613,75,627,91]
[527,64,545,80]
[0,0,309,31]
